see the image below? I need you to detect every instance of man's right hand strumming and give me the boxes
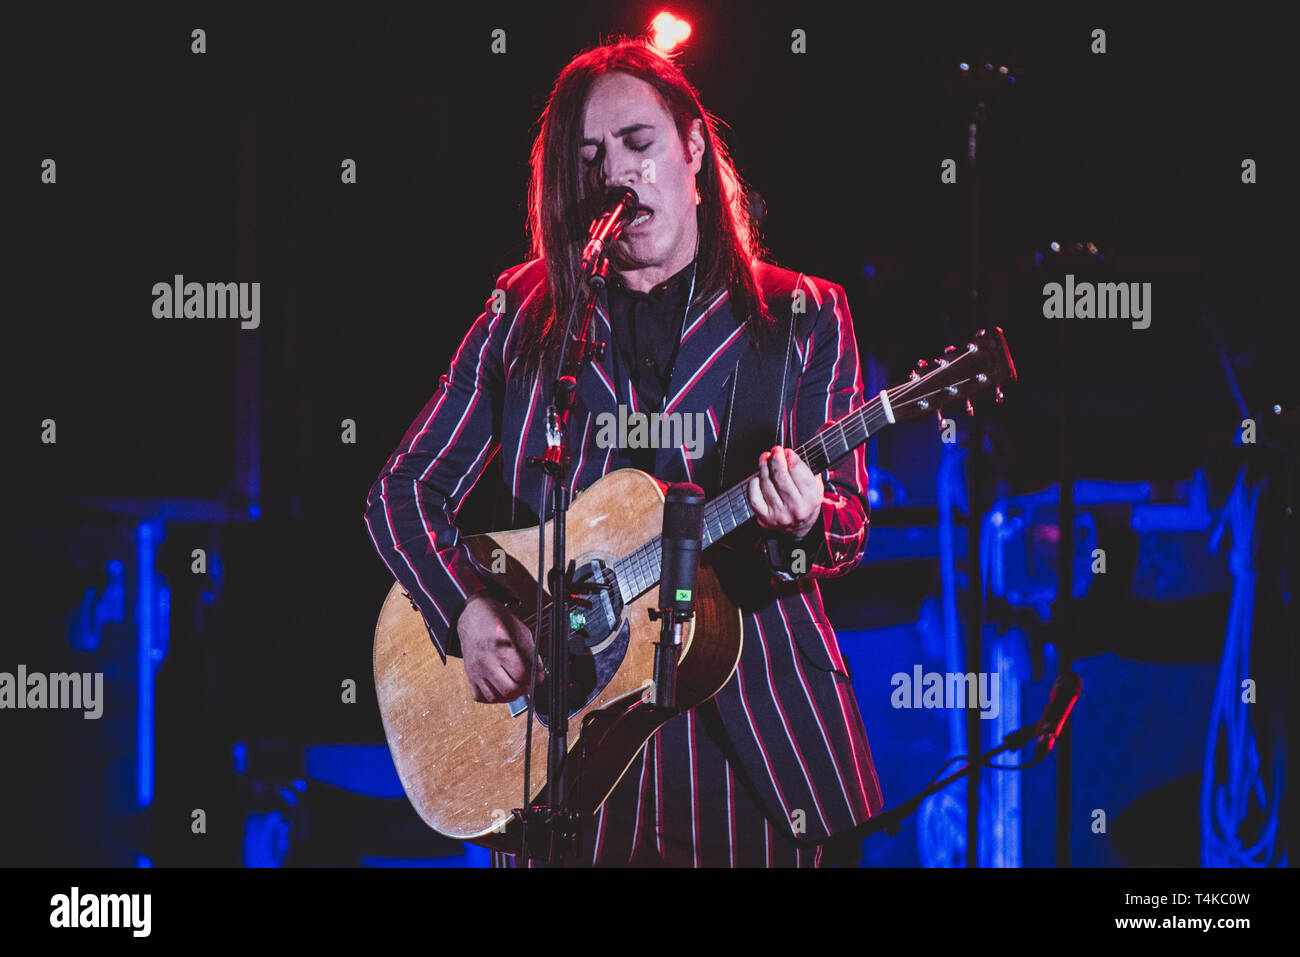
[457,594,537,703]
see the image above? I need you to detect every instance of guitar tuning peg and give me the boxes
[994,387,1004,404]
[916,358,929,370]
[909,370,920,381]
[965,399,975,417]
[943,344,957,355]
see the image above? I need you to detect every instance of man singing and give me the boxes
[364,38,883,867]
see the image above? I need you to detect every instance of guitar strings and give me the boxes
[609,364,983,599]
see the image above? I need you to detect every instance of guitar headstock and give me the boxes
[889,327,1016,424]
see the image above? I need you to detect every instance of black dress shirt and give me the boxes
[606,258,697,412]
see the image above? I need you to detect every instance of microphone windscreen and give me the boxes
[662,484,704,539]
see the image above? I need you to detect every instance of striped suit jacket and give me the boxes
[363,257,885,847]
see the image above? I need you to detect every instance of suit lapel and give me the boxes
[662,288,746,417]
[655,287,748,479]
[571,297,624,420]
[569,284,752,480]
[579,286,746,414]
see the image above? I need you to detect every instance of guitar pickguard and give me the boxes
[532,559,632,726]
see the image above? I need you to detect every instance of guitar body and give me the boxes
[372,469,743,848]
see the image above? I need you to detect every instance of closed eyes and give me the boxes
[579,140,653,166]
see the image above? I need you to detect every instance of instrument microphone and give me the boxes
[650,483,704,708]
[580,186,640,280]
[1033,672,1082,761]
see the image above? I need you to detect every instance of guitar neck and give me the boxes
[611,388,899,603]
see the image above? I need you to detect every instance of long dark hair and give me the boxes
[516,38,771,385]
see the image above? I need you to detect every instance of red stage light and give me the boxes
[650,11,692,52]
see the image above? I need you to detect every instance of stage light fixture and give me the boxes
[651,11,692,52]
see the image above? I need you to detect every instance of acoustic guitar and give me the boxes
[372,327,1016,847]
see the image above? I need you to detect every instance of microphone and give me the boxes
[650,483,705,708]
[580,186,640,280]
[1033,672,1082,761]
[658,483,704,615]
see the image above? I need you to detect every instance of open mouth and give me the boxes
[628,206,654,229]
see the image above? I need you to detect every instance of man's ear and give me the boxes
[686,118,705,175]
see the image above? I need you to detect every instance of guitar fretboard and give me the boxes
[610,384,902,603]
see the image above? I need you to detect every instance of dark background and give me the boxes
[4,1,1295,867]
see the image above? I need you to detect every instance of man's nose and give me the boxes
[602,149,640,190]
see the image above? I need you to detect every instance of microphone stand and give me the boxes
[824,714,1061,847]
[647,607,687,709]
[521,254,611,865]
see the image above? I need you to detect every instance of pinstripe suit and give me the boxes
[364,257,884,866]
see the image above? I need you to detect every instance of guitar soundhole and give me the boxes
[533,560,630,727]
